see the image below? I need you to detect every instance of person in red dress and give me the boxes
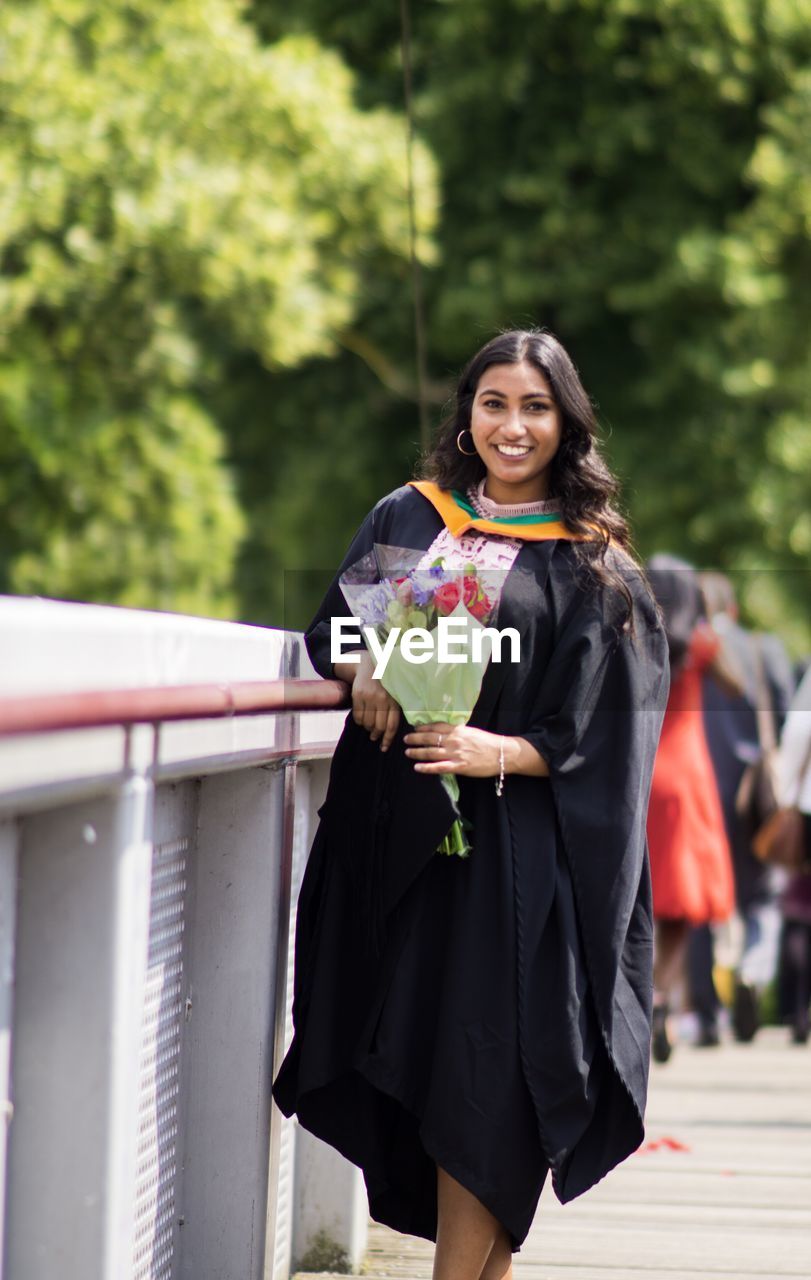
[645,555,741,1061]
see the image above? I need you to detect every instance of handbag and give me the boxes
[751,735,811,871]
[734,635,780,832]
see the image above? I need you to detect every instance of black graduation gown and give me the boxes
[272,484,670,1250]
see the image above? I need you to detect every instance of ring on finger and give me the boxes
[436,734,443,749]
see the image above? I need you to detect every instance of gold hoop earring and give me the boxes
[456,429,477,456]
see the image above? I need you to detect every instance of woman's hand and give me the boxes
[404,723,549,778]
[334,650,401,751]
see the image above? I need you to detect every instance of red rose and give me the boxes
[462,574,478,605]
[434,581,461,615]
[468,596,491,622]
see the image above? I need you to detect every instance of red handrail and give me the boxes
[0,678,350,737]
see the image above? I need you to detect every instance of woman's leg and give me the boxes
[654,918,690,1002]
[478,1231,513,1280]
[432,1166,511,1280]
[652,918,690,1062]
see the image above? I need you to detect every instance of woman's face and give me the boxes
[469,360,563,503]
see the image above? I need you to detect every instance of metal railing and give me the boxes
[0,595,365,1280]
[0,679,346,737]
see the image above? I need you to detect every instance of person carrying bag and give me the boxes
[734,636,781,835]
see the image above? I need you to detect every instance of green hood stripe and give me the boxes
[450,490,563,525]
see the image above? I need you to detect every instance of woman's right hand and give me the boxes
[333,651,401,752]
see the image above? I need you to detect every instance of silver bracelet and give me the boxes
[495,736,505,797]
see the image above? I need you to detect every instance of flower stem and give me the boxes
[435,774,471,857]
[436,818,471,858]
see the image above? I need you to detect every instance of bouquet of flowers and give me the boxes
[339,546,507,857]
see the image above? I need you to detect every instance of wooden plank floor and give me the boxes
[349,1027,811,1279]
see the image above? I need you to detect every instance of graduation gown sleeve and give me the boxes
[516,549,670,1196]
[298,486,459,949]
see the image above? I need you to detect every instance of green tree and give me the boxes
[250,0,811,649]
[0,0,435,616]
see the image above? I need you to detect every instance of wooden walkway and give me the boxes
[338,1027,811,1279]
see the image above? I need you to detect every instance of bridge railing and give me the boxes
[0,595,364,1280]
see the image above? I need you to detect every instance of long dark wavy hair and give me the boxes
[419,328,639,622]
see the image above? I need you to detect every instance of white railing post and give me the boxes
[3,777,154,1280]
[288,760,370,1276]
[175,764,291,1280]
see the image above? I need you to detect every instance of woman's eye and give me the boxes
[480,398,553,412]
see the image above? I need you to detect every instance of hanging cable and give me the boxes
[399,0,430,454]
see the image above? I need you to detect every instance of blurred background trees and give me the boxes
[1,0,809,645]
[0,0,435,616]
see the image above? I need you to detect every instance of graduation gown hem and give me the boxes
[272,1056,544,1252]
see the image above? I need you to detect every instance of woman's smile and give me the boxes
[493,444,532,457]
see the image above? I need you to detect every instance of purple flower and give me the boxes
[352,581,394,627]
[410,575,434,605]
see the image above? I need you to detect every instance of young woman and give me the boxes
[273,329,669,1280]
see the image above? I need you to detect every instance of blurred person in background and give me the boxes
[794,656,811,687]
[645,556,741,1063]
[776,665,811,1044]
[689,572,795,1046]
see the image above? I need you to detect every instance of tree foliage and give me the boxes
[0,0,435,615]
[251,0,811,648]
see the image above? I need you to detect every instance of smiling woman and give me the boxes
[273,328,669,1280]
